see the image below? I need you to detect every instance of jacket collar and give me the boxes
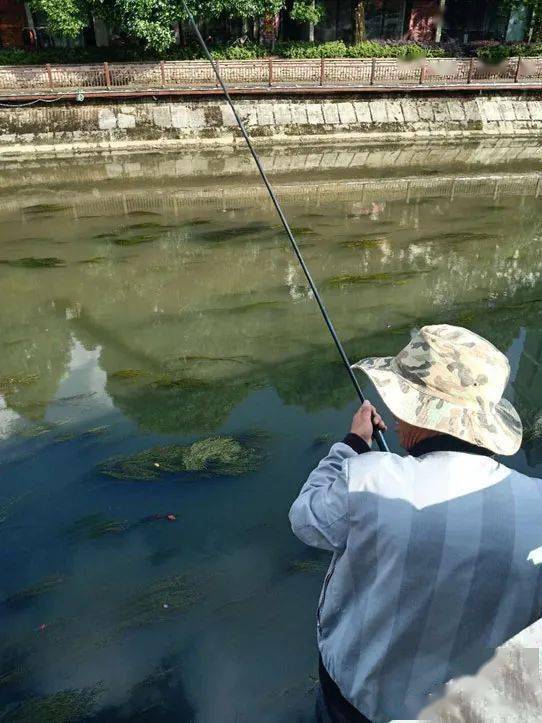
[408,434,494,459]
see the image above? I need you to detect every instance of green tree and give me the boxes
[30,0,285,52]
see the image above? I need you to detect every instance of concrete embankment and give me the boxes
[2,92,542,157]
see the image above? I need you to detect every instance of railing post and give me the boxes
[103,61,111,88]
[467,56,474,84]
[160,60,166,87]
[45,63,53,88]
[515,56,522,82]
[215,59,220,88]
[370,57,376,86]
[419,61,426,85]
[269,56,273,87]
[320,57,325,86]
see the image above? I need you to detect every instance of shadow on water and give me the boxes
[3,141,542,721]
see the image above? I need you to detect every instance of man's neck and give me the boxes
[408,434,494,459]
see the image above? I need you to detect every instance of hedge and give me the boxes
[0,40,447,65]
[2,40,542,66]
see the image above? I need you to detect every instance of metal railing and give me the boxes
[1,56,542,95]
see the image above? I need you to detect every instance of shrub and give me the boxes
[275,40,348,58]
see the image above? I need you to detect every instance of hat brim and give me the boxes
[352,356,522,456]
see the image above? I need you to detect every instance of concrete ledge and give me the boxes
[2,93,542,157]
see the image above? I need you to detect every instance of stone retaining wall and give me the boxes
[1,93,542,156]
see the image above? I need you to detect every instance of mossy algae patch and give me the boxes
[109,368,148,381]
[1,687,101,722]
[0,374,38,393]
[98,436,262,481]
[0,257,65,268]
[68,514,129,540]
[22,203,69,215]
[3,574,65,610]
[325,269,431,288]
[116,575,200,632]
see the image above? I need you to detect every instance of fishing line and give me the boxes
[182,2,388,453]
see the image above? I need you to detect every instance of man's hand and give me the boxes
[350,400,387,448]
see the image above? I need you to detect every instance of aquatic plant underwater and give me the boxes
[98,436,264,480]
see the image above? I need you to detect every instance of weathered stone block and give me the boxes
[322,103,340,124]
[256,103,274,126]
[171,106,206,129]
[98,108,117,130]
[498,100,515,121]
[117,112,136,129]
[306,104,324,125]
[337,102,357,124]
[416,102,434,122]
[464,101,480,123]
[432,101,449,122]
[290,104,308,125]
[220,104,237,127]
[528,101,542,120]
[400,100,419,123]
[353,101,371,123]
[152,105,172,128]
[369,99,388,123]
[386,100,404,123]
[447,100,465,121]
[273,104,293,125]
[512,101,531,121]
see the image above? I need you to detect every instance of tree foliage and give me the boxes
[30,0,286,51]
[290,1,325,26]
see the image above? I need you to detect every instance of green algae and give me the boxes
[127,222,172,231]
[53,426,108,443]
[112,234,157,246]
[325,269,429,288]
[1,687,101,723]
[340,238,386,249]
[0,257,65,268]
[78,256,107,264]
[3,574,65,609]
[68,514,129,540]
[23,203,68,215]
[0,374,38,393]
[110,368,148,381]
[98,436,262,481]
[151,375,209,390]
[199,223,272,244]
[116,575,201,632]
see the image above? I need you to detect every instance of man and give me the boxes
[289,324,542,723]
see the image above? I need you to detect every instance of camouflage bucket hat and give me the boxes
[352,324,522,456]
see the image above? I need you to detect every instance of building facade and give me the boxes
[315,0,528,44]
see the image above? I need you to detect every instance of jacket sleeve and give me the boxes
[289,441,361,552]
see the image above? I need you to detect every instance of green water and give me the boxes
[1,140,542,721]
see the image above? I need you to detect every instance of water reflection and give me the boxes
[2,143,542,721]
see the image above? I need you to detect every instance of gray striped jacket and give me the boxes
[289,436,542,723]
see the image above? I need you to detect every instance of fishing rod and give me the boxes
[182,3,388,453]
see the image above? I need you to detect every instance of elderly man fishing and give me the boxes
[290,324,542,723]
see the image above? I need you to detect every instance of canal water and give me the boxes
[2,139,542,721]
